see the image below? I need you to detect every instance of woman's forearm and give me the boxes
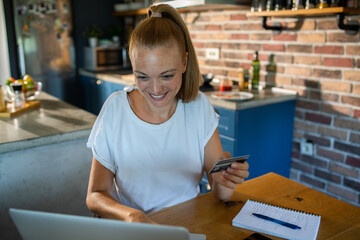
[86,191,152,222]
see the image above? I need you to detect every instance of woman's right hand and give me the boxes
[127,210,157,224]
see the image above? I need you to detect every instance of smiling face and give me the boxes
[131,41,188,111]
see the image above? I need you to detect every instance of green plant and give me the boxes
[83,25,103,38]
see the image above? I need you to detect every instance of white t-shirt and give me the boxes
[87,88,219,213]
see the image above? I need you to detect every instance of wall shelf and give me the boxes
[246,7,360,35]
[113,8,148,16]
[246,7,360,17]
[113,4,249,16]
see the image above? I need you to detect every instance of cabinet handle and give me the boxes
[96,80,102,85]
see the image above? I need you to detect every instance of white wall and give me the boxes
[0,0,11,85]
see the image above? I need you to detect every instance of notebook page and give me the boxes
[232,200,321,240]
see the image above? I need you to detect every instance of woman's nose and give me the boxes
[151,79,163,93]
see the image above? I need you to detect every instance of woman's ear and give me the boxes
[182,52,189,73]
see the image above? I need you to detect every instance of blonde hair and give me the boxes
[129,4,202,103]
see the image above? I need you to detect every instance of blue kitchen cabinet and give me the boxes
[216,107,237,156]
[80,75,100,114]
[80,75,127,115]
[98,80,127,108]
[214,99,296,180]
[200,99,295,194]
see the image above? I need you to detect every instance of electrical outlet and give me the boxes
[300,142,313,156]
[206,48,220,60]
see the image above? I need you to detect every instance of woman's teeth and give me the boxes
[151,94,165,99]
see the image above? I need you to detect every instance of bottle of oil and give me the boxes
[243,69,250,89]
[238,69,244,91]
[251,51,260,90]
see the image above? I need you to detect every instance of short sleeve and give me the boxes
[198,92,219,148]
[87,94,118,174]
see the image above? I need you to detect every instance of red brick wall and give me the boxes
[183,10,360,206]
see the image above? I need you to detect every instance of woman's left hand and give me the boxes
[213,152,249,190]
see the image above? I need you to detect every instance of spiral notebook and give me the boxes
[232,200,321,240]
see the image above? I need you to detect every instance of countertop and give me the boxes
[0,92,97,154]
[205,88,297,111]
[79,68,135,87]
[80,68,298,111]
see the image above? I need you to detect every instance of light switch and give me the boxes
[206,48,220,60]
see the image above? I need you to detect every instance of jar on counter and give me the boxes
[219,79,233,92]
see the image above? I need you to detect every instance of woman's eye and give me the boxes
[136,75,148,81]
[162,74,175,80]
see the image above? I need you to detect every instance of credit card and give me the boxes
[209,155,250,174]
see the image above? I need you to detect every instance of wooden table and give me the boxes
[149,173,360,240]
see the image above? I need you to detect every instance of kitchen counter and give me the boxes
[205,87,297,111]
[1,92,97,239]
[79,68,297,111]
[0,92,97,154]
[79,68,135,87]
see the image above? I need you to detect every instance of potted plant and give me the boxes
[83,25,103,47]
[107,24,122,46]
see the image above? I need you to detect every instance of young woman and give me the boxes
[86,4,249,223]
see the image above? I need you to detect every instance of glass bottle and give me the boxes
[243,69,250,90]
[266,54,277,88]
[305,0,316,8]
[293,0,305,9]
[274,0,284,10]
[285,0,293,9]
[251,0,260,12]
[251,51,260,90]
[266,54,276,74]
[330,0,339,6]
[317,0,329,8]
[265,0,274,10]
[258,0,267,11]
[238,69,244,91]
[11,83,25,109]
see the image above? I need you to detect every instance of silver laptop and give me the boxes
[9,208,206,240]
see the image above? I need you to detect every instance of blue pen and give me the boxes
[252,213,301,230]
